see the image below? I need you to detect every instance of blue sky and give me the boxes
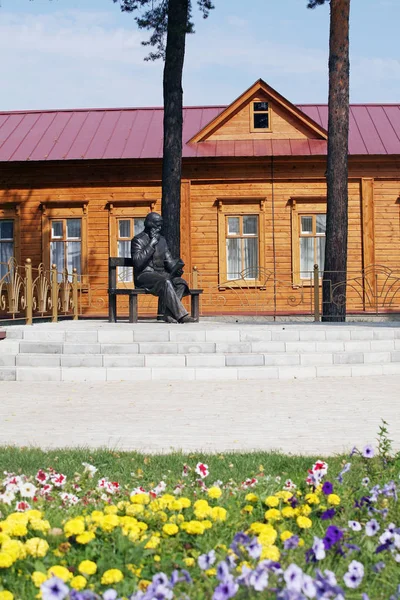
[0,0,399,110]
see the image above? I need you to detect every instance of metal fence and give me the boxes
[1,258,400,323]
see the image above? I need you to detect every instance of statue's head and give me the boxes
[144,212,163,234]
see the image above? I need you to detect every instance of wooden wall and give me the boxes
[0,156,399,317]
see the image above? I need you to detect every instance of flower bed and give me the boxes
[0,436,399,599]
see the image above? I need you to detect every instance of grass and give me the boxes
[0,446,347,487]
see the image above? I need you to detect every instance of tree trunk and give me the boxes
[322,0,350,322]
[161,0,189,258]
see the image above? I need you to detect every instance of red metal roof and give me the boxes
[0,104,399,162]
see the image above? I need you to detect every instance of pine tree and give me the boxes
[114,0,214,257]
[308,0,351,321]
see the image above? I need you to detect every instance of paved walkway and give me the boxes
[0,376,399,455]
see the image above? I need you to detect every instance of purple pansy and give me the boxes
[322,481,333,495]
[41,577,69,600]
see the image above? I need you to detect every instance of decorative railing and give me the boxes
[1,258,400,323]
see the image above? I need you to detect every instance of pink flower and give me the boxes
[15,501,31,512]
[50,473,67,487]
[195,463,209,479]
[39,484,53,496]
[35,469,48,484]
[241,477,258,490]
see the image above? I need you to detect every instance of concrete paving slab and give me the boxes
[0,376,399,455]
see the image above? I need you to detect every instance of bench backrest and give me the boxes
[109,256,134,288]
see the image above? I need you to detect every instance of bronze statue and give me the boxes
[131,212,196,323]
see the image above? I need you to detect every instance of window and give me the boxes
[251,101,270,131]
[217,198,266,287]
[226,215,259,280]
[50,218,82,281]
[41,202,88,281]
[299,214,326,278]
[117,217,145,282]
[290,197,326,285]
[0,220,14,279]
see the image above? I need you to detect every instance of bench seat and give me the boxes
[108,257,202,323]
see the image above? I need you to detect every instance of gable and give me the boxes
[189,79,327,144]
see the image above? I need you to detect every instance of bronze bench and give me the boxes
[108,257,202,323]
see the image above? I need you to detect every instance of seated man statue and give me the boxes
[131,212,196,323]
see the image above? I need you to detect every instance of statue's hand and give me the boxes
[149,232,160,247]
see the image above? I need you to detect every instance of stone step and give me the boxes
[4,325,400,344]
[1,361,400,382]
[8,350,400,368]
[13,338,400,355]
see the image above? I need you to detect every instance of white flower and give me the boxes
[312,536,326,561]
[365,519,380,536]
[284,564,303,593]
[0,491,15,505]
[348,520,362,531]
[348,560,364,577]
[19,482,37,498]
[302,574,317,598]
[323,570,337,586]
[60,492,79,505]
[152,481,167,496]
[82,462,98,477]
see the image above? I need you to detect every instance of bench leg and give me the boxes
[129,295,138,323]
[108,295,117,323]
[191,294,200,322]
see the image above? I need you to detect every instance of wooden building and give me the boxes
[1,79,400,318]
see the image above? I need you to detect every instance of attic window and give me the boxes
[251,101,270,131]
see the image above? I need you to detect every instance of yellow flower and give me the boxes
[101,569,124,585]
[126,504,144,517]
[104,505,118,515]
[298,538,305,547]
[130,493,150,505]
[264,509,281,521]
[305,493,320,505]
[281,506,296,518]
[47,565,72,582]
[138,580,151,591]
[9,523,28,537]
[183,557,195,567]
[296,516,312,529]
[2,540,26,561]
[76,531,96,545]
[70,575,87,591]
[275,491,293,502]
[202,520,213,530]
[154,555,161,562]
[207,487,222,500]
[101,514,120,532]
[327,494,341,506]
[30,519,51,533]
[180,520,205,535]
[0,591,13,600]
[144,535,160,549]
[179,498,191,508]
[78,560,97,576]
[260,545,280,561]
[32,571,47,588]
[0,533,10,544]
[280,530,293,541]
[265,496,279,508]
[25,538,49,558]
[242,505,254,514]
[127,564,142,577]
[163,523,179,536]
[205,568,217,576]
[211,507,227,522]
[90,511,105,524]
[245,493,258,503]
[26,510,42,521]
[64,518,85,537]
[299,504,312,517]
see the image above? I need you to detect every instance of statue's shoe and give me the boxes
[164,315,178,323]
[179,315,196,324]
